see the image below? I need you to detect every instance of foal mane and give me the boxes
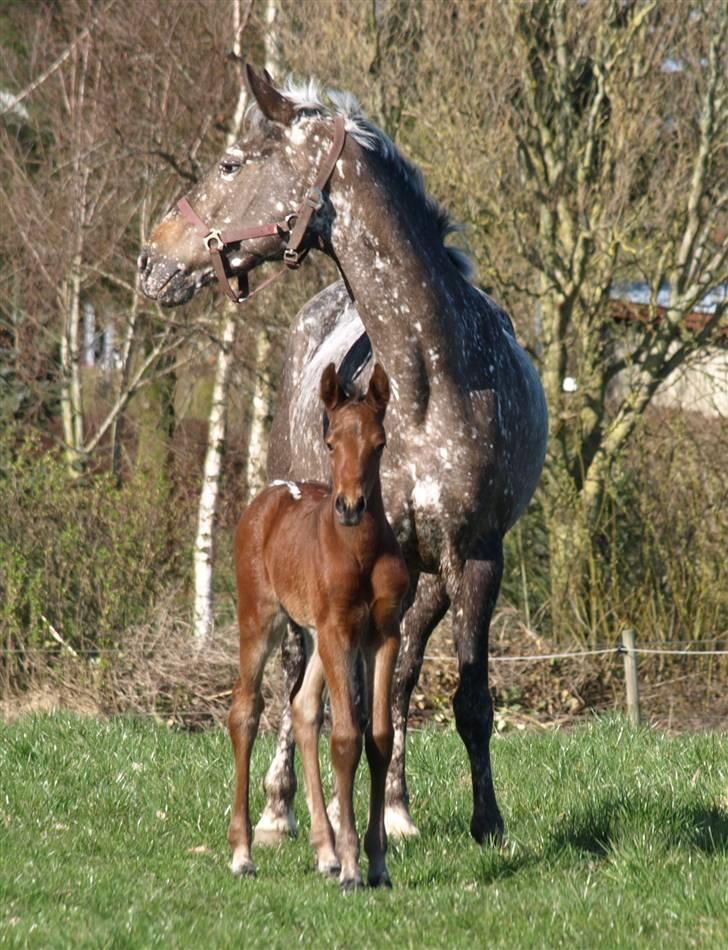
[250,76,474,280]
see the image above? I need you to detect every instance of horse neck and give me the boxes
[325,143,469,417]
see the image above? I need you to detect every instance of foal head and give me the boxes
[320,363,390,527]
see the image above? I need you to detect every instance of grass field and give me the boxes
[1,714,727,948]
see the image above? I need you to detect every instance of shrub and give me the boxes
[0,431,189,684]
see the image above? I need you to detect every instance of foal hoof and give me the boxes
[317,856,341,879]
[384,803,420,839]
[253,806,297,847]
[340,876,364,894]
[230,857,256,878]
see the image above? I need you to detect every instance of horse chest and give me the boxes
[382,468,478,572]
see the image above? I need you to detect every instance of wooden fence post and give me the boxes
[621,628,641,726]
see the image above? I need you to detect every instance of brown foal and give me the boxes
[228,363,408,890]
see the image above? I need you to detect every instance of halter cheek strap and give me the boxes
[176,114,347,306]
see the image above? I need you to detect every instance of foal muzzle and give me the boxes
[335,494,367,526]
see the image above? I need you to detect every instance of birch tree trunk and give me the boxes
[193,315,237,639]
[243,0,280,497]
[192,0,250,641]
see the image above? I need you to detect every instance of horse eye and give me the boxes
[219,160,241,178]
[375,443,386,454]
[325,441,334,452]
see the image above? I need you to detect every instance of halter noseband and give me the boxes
[176,114,347,306]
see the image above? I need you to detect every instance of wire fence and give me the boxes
[2,632,727,731]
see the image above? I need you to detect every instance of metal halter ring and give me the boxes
[204,229,224,251]
[283,247,301,267]
[305,187,325,211]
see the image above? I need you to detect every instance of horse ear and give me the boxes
[245,64,295,125]
[320,363,346,413]
[365,364,390,418]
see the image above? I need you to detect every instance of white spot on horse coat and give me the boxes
[271,480,302,500]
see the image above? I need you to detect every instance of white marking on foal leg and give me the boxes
[270,479,302,500]
[230,847,256,877]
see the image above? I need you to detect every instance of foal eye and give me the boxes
[219,159,241,178]
[375,443,385,454]
[325,441,334,452]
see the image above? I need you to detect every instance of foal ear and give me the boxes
[320,363,346,413]
[365,364,390,418]
[245,64,296,126]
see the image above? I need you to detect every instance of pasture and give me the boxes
[1,715,727,948]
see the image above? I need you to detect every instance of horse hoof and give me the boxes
[253,807,297,847]
[230,858,256,877]
[340,876,364,894]
[471,813,505,846]
[317,857,341,879]
[384,804,420,839]
[367,871,392,889]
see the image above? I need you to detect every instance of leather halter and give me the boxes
[177,115,347,305]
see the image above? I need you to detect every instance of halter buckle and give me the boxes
[305,187,325,211]
[204,229,224,251]
[283,247,301,268]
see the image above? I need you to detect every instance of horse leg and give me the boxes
[254,621,305,846]
[319,631,363,891]
[326,649,366,836]
[385,572,449,838]
[449,535,504,844]
[228,624,277,876]
[363,606,400,888]
[291,641,340,877]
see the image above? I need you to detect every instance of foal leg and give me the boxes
[254,621,305,846]
[385,573,449,838]
[319,631,363,891]
[228,622,278,876]
[363,606,401,888]
[291,642,340,877]
[449,535,504,844]
[326,649,367,835]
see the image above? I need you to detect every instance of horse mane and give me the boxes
[260,77,474,280]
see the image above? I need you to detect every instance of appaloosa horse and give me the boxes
[229,363,407,890]
[139,67,548,846]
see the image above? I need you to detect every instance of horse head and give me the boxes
[320,362,390,527]
[139,67,343,306]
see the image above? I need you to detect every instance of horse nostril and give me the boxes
[335,495,346,514]
[137,249,149,274]
[355,496,366,516]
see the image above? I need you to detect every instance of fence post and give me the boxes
[621,628,641,726]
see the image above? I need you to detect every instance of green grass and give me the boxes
[1,715,727,948]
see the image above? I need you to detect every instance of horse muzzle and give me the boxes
[335,494,367,526]
[138,247,212,306]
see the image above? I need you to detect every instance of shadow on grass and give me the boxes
[682,804,728,854]
[548,795,728,858]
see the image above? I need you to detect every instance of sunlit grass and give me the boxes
[1,715,727,948]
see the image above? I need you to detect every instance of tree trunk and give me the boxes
[244,331,271,497]
[191,0,250,640]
